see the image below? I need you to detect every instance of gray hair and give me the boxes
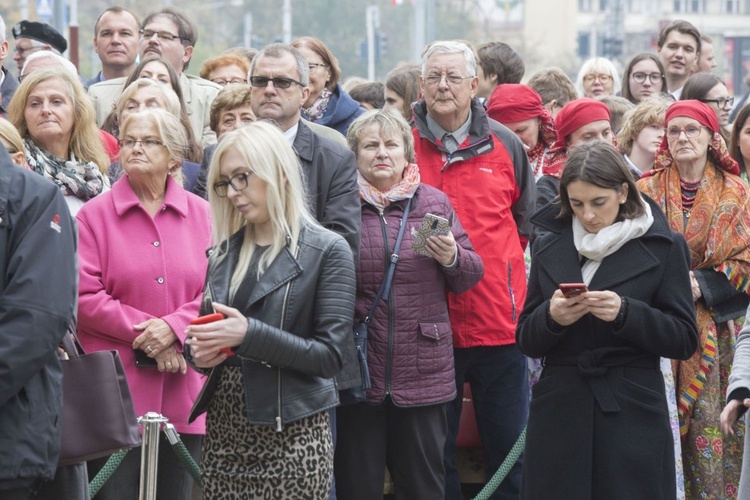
[21,50,77,77]
[249,43,309,87]
[421,41,477,78]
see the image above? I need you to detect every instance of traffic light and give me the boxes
[376,32,387,60]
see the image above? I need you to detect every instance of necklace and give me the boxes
[680,177,701,218]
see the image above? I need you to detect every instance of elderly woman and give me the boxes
[487,84,556,180]
[729,104,750,181]
[291,36,365,135]
[185,121,356,498]
[199,53,250,86]
[102,56,203,165]
[334,109,483,500]
[8,68,109,215]
[638,100,750,498]
[384,64,421,123]
[575,57,621,99]
[616,97,670,176]
[518,140,697,499]
[621,53,667,104]
[77,108,212,500]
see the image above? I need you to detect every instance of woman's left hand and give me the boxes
[186,302,248,368]
[690,271,702,302]
[581,291,622,322]
[426,233,457,266]
[132,318,178,357]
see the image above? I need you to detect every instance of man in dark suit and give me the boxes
[0,15,19,118]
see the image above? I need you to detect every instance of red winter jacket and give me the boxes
[412,98,536,347]
[357,184,483,406]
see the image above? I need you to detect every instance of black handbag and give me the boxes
[340,198,412,404]
[58,325,141,466]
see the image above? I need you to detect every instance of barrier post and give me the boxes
[139,412,169,500]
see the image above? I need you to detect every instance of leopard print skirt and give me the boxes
[201,367,333,499]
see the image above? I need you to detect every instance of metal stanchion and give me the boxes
[139,412,168,500]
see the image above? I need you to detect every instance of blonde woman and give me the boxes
[186,121,356,498]
[0,119,28,168]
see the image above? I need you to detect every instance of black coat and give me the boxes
[0,147,77,481]
[516,196,698,500]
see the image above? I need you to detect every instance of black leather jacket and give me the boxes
[188,223,356,429]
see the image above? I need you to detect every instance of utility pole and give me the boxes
[282,0,292,44]
[366,5,379,81]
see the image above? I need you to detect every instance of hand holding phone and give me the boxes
[559,283,588,298]
[411,213,451,257]
[189,313,234,357]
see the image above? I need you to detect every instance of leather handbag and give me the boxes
[339,198,412,405]
[58,328,141,466]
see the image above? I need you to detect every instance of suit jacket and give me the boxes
[88,73,220,147]
[0,67,19,118]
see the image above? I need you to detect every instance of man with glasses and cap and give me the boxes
[11,20,67,76]
[88,7,220,147]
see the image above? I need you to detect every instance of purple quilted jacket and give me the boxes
[357,183,484,406]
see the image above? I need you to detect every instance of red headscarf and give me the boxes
[649,100,739,176]
[552,98,611,151]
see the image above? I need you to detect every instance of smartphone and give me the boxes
[559,283,588,298]
[411,213,451,256]
[189,313,234,357]
[134,348,158,367]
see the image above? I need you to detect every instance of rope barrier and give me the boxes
[472,427,526,500]
[88,449,130,498]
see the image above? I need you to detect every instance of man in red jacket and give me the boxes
[412,40,536,499]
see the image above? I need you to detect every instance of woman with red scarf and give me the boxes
[487,84,556,180]
[638,100,750,498]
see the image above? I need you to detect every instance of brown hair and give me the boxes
[477,41,524,85]
[527,67,578,108]
[620,53,667,103]
[291,36,341,89]
[657,20,701,54]
[209,83,253,134]
[385,64,421,121]
[730,104,750,176]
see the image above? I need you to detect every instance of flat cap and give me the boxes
[12,21,67,54]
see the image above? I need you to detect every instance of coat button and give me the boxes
[157,277,164,284]
[154,241,160,247]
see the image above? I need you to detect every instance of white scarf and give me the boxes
[573,198,654,286]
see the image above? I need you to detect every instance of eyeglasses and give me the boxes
[119,138,166,150]
[213,171,252,197]
[583,74,613,84]
[248,76,304,89]
[13,45,41,56]
[308,63,328,72]
[211,78,247,86]
[701,97,734,109]
[423,73,474,86]
[139,29,188,43]
[666,125,706,140]
[631,72,663,84]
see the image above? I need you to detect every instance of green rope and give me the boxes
[168,437,203,488]
[88,449,130,498]
[472,427,526,500]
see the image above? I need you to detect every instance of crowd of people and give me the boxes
[1,7,750,500]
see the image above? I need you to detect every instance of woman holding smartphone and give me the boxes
[516,140,698,499]
[334,109,483,500]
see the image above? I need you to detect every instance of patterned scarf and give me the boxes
[358,163,421,211]
[528,114,557,178]
[24,138,107,201]
[301,87,333,123]
[637,161,750,436]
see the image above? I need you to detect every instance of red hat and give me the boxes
[487,84,546,124]
[552,98,611,150]
[665,100,719,133]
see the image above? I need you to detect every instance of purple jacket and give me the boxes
[358,184,483,406]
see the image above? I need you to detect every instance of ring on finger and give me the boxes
[147,345,154,352]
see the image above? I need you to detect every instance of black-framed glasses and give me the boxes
[701,97,734,109]
[423,73,474,86]
[666,125,706,140]
[213,171,252,197]
[118,139,166,150]
[631,72,663,84]
[139,29,189,43]
[248,76,304,89]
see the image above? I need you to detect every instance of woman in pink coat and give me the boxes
[77,109,212,500]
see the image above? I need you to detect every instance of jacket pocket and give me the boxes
[417,321,453,374]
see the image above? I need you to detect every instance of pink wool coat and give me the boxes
[76,176,212,434]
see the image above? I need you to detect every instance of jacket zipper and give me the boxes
[378,211,397,395]
[507,262,516,323]
[276,277,293,432]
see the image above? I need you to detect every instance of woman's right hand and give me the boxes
[720,398,750,435]
[549,289,589,326]
[154,345,187,374]
[186,302,248,368]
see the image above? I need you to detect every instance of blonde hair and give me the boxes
[119,109,187,187]
[207,121,316,294]
[8,68,109,172]
[347,108,415,163]
[616,97,671,155]
[0,119,25,155]
[116,79,182,124]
